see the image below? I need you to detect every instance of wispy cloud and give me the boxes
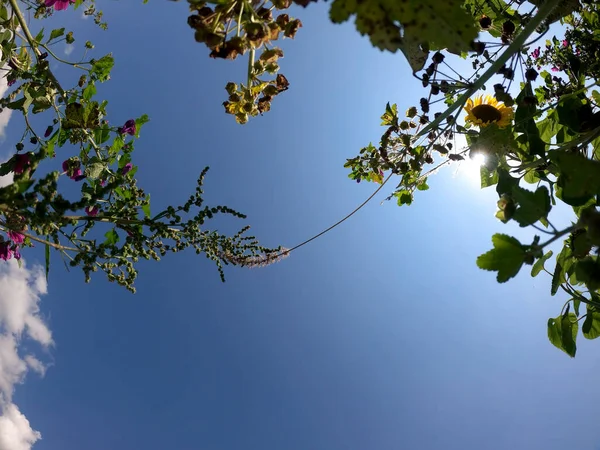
[0,260,53,450]
[64,45,74,56]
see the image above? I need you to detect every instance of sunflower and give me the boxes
[464,95,513,128]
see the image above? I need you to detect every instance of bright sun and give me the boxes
[455,151,486,183]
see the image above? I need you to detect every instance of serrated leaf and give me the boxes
[547,313,578,357]
[477,234,526,283]
[531,250,553,277]
[104,229,119,245]
[90,54,114,82]
[512,185,551,226]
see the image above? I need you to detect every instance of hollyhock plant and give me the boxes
[13,153,31,174]
[44,0,74,11]
[118,119,136,136]
[532,47,540,59]
[7,230,25,244]
[0,241,12,261]
[121,163,133,175]
[63,159,85,181]
[12,247,21,261]
[85,205,99,217]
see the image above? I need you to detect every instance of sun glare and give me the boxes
[455,151,486,184]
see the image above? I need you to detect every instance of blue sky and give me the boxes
[1,2,600,450]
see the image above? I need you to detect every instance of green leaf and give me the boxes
[104,229,119,245]
[480,165,498,188]
[574,257,600,291]
[90,54,114,82]
[328,0,478,55]
[551,245,573,296]
[34,28,44,43]
[134,114,150,138]
[548,150,600,206]
[511,186,551,227]
[82,83,96,101]
[380,103,398,126]
[477,234,526,283]
[547,313,578,357]
[496,168,518,197]
[84,162,104,179]
[44,243,50,282]
[395,190,413,206]
[531,250,553,277]
[582,309,600,340]
[48,27,65,42]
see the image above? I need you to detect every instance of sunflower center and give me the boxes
[471,104,502,123]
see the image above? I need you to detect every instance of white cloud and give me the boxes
[0,260,52,449]
[64,45,74,56]
[0,403,41,450]
[0,69,13,138]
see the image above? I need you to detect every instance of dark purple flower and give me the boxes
[7,230,24,244]
[13,153,31,175]
[118,119,136,136]
[531,47,540,59]
[121,163,133,175]
[45,0,75,10]
[100,179,107,187]
[85,205,99,217]
[12,247,21,260]
[7,78,16,87]
[0,242,12,261]
[44,126,53,138]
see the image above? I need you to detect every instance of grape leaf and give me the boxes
[477,234,526,283]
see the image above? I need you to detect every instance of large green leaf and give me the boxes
[329,0,478,58]
[547,312,578,357]
[549,150,600,206]
[582,309,600,340]
[511,186,551,227]
[477,234,526,283]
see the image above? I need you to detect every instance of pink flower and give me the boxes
[7,230,24,244]
[13,153,31,174]
[532,47,540,59]
[551,66,559,72]
[562,39,568,48]
[44,0,75,10]
[13,247,21,260]
[0,241,12,261]
[85,205,99,217]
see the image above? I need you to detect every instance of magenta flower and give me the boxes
[44,0,75,10]
[0,242,12,261]
[62,159,86,181]
[13,153,31,174]
[7,230,24,244]
[121,163,133,175]
[562,39,568,48]
[118,119,136,136]
[551,66,559,72]
[532,47,540,59]
[7,79,16,87]
[85,205,99,217]
[12,247,21,261]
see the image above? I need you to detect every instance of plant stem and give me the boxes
[417,0,563,138]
